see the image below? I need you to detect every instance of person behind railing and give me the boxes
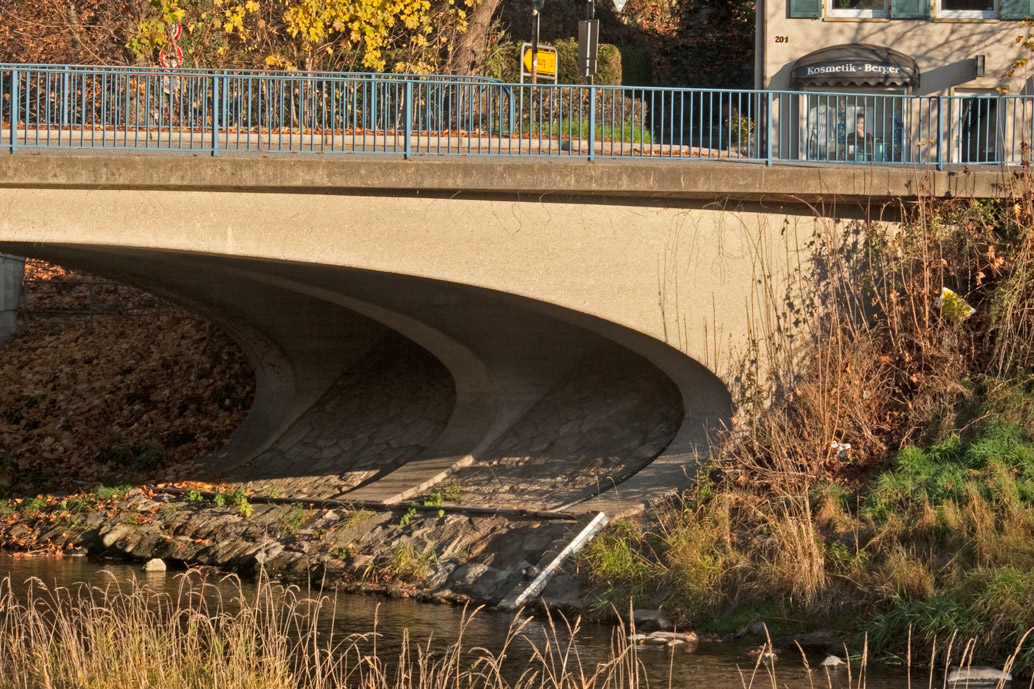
[845,112,875,161]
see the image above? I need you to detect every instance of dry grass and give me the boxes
[0,570,646,689]
[705,191,1034,615]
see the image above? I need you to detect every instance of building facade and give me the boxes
[757,0,1034,162]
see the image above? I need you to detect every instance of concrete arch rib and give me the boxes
[5,243,731,515]
[210,263,503,502]
[491,295,735,517]
[264,268,734,515]
[202,261,643,505]
[4,244,395,474]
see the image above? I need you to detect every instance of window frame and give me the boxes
[826,0,889,17]
[952,89,1003,163]
[936,0,997,19]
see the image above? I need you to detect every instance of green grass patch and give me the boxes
[521,118,653,144]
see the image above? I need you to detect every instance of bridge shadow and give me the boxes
[1,244,726,513]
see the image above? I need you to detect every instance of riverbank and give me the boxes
[0,553,1025,689]
[1,260,254,492]
[0,561,635,689]
[0,556,921,689]
[0,482,594,610]
[577,192,1034,666]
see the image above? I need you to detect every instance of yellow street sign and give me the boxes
[523,47,557,78]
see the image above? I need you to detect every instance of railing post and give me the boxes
[370,79,378,146]
[505,86,515,137]
[10,67,18,154]
[403,79,413,159]
[211,72,220,156]
[936,95,945,171]
[61,70,70,131]
[588,86,596,161]
[766,91,774,166]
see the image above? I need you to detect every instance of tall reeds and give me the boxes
[0,571,643,689]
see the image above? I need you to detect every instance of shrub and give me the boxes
[620,47,653,86]
[488,40,623,85]
[577,519,654,610]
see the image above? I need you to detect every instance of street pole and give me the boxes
[586,0,594,85]
[531,7,540,84]
[529,0,545,141]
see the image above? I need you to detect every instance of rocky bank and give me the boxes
[0,486,593,609]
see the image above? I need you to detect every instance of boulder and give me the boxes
[644,631,698,643]
[773,629,839,652]
[540,572,585,610]
[632,609,672,632]
[142,558,166,572]
[100,525,129,548]
[448,563,516,601]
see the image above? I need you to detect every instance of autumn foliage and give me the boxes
[127,0,477,73]
[0,0,147,64]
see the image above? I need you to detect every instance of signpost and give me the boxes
[520,43,558,83]
[530,0,545,84]
[158,23,184,98]
[577,20,599,83]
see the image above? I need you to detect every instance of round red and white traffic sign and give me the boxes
[164,23,182,43]
[159,43,183,68]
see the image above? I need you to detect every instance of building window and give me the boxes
[937,0,995,18]
[828,0,888,17]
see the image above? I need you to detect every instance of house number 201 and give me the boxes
[775,36,789,42]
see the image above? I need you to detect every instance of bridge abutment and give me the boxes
[0,254,24,344]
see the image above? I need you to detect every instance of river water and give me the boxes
[0,554,911,689]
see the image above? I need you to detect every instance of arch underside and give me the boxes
[4,243,732,515]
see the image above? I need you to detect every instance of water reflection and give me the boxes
[0,554,907,689]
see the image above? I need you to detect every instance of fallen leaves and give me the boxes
[1,262,255,493]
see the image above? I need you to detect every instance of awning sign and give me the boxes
[803,62,902,77]
[790,43,920,89]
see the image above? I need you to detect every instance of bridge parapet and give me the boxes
[2,63,1033,167]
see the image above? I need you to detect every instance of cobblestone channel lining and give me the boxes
[220,329,683,513]
[444,344,682,510]
[228,331,455,499]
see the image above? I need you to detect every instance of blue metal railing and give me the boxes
[2,63,1032,166]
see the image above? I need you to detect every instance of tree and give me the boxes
[129,0,268,68]
[130,0,479,73]
[446,0,502,75]
[0,0,149,64]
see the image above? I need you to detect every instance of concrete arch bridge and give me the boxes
[0,151,1008,520]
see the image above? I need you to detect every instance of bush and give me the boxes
[487,40,622,85]
[553,38,622,85]
[97,444,167,471]
[577,519,654,609]
[620,47,653,86]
